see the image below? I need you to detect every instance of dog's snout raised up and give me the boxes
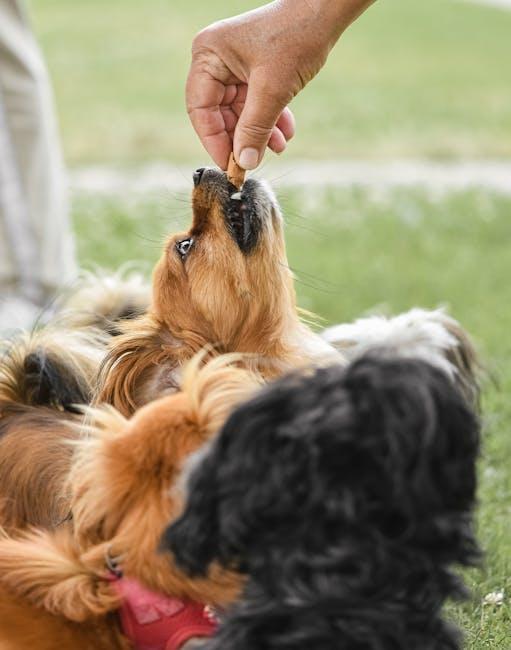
[191,167,280,254]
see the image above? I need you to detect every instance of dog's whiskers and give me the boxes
[279,262,344,295]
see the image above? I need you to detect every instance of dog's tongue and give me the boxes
[111,576,218,650]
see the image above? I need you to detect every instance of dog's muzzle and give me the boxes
[193,168,275,254]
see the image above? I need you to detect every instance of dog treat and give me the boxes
[227,153,245,188]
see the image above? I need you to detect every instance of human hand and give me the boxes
[187,0,373,171]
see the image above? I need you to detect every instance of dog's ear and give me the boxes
[162,380,316,574]
[96,316,178,416]
[161,443,222,577]
[0,528,119,621]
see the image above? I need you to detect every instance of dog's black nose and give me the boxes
[193,168,206,187]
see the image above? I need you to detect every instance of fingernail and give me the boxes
[239,148,259,170]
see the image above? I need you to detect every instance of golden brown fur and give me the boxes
[0,171,480,647]
[97,174,335,416]
[70,354,258,604]
[0,407,76,532]
[0,355,260,647]
[0,271,155,534]
[0,326,108,532]
[0,173,335,647]
[0,585,128,650]
[60,268,151,334]
[0,326,106,408]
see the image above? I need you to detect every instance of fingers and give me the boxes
[276,107,296,142]
[186,55,237,169]
[231,91,295,157]
[187,60,296,169]
[268,108,296,153]
[233,69,292,170]
[268,126,287,154]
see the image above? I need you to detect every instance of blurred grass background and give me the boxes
[31,0,511,164]
[31,0,511,646]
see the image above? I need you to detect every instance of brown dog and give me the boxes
[0,169,479,647]
[97,169,337,415]
[0,354,259,648]
[0,326,109,532]
[1,169,335,528]
[0,169,337,647]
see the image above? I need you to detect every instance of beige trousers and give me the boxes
[0,0,76,303]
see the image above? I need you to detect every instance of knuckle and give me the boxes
[192,22,223,54]
[255,77,295,107]
[239,121,273,141]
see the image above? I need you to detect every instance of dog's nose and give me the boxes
[193,168,206,187]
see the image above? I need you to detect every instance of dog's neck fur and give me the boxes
[96,300,341,417]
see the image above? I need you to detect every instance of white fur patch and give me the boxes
[322,308,460,379]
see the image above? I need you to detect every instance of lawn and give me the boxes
[73,185,510,648]
[31,0,511,164]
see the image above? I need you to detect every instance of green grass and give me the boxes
[73,186,510,648]
[31,0,511,164]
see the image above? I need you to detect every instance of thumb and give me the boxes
[234,70,290,170]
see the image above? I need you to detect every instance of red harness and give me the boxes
[109,574,218,650]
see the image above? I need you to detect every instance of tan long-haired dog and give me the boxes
[0,170,337,534]
[0,271,151,533]
[0,169,335,647]
[0,354,260,648]
[97,168,337,416]
[0,325,109,533]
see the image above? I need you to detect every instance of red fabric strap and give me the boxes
[110,575,218,650]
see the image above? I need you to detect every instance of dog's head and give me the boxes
[72,354,261,605]
[152,169,296,352]
[163,354,480,584]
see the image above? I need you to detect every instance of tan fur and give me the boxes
[60,267,151,332]
[0,325,109,532]
[0,177,334,644]
[96,178,322,415]
[438,314,481,406]
[0,355,259,640]
[71,356,259,602]
[0,584,128,650]
[0,526,119,621]
[0,408,76,532]
[0,325,107,407]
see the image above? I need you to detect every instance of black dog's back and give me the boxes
[164,355,481,649]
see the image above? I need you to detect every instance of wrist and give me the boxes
[282,0,374,48]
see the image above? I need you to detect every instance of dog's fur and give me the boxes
[96,171,337,416]
[0,354,261,648]
[322,308,480,406]
[164,354,481,649]
[0,325,108,531]
[0,170,479,536]
[0,169,481,646]
[0,270,152,533]
[0,582,129,650]
[60,268,151,334]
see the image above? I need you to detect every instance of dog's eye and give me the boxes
[176,238,194,259]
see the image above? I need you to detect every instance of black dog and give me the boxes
[163,354,480,649]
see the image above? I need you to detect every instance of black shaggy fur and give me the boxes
[163,354,481,650]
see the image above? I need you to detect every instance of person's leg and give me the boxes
[0,0,76,328]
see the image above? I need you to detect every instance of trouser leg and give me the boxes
[0,0,76,303]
